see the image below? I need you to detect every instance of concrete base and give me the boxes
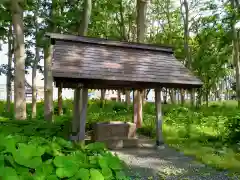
[92,121,136,141]
[91,121,139,149]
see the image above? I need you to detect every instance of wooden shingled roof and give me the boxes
[46,33,203,89]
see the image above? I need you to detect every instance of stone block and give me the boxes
[91,121,136,141]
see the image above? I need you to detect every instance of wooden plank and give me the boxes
[52,66,197,80]
[52,41,203,89]
[53,47,183,67]
[53,44,185,68]
[78,88,88,141]
[53,62,192,75]
[155,88,163,146]
[52,66,194,80]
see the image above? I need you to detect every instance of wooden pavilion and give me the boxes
[45,33,202,146]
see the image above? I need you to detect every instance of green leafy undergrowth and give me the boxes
[0,134,129,179]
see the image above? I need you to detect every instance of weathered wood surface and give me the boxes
[72,87,81,137]
[47,33,202,89]
[78,88,88,141]
[155,87,163,146]
[46,32,173,52]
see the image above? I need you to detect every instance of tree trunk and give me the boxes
[190,89,195,106]
[181,0,190,68]
[44,43,54,121]
[205,89,209,107]
[196,88,202,108]
[44,0,58,121]
[180,0,192,106]
[169,89,176,104]
[180,89,185,105]
[136,0,147,48]
[117,91,121,102]
[6,25,13,113]
[32,46,39,119]
[225,78,229,100]
[74,0,92,102]
[136,0,147,128]
[125,90,131,105]
[77,0,92,35]
[231,0,240,108]
[100,89,106,108]
[118,0,131,106]
[55,1,63,116]
[163,88,167,104]
[12,0,26,120]
[32,5,40,119]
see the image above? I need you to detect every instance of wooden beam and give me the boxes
[54,77,202,90]
[78,88,88,142]
[155,87,163,146]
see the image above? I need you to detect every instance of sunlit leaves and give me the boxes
[191,15,231,95]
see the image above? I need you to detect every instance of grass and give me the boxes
[1,99,240,176]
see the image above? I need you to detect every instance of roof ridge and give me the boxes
[45,32,173,53]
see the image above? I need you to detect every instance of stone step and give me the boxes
[96,137,139,150]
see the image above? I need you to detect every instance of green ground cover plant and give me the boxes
[0,101,129,179]
[0,99,240,176]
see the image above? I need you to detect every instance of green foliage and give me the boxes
[0,101,130,180]
[0,133,128,179]
[2,98,240,173]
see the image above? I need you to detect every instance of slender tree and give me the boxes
[135,0,148,128]
[32,0,40,119]
[231,0,240,108]
[6,24,13,113]
[44,0,57,121]
[11,0,26,120]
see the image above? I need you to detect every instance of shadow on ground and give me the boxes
[112,136,237,180]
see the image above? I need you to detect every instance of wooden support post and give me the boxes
[78,88,88,142]
[133,90,138,125]
[72,87,81,138]
[155,87,163,146]
[79,89,83,116]
[58,83,63,115]
[137,90,143,128]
